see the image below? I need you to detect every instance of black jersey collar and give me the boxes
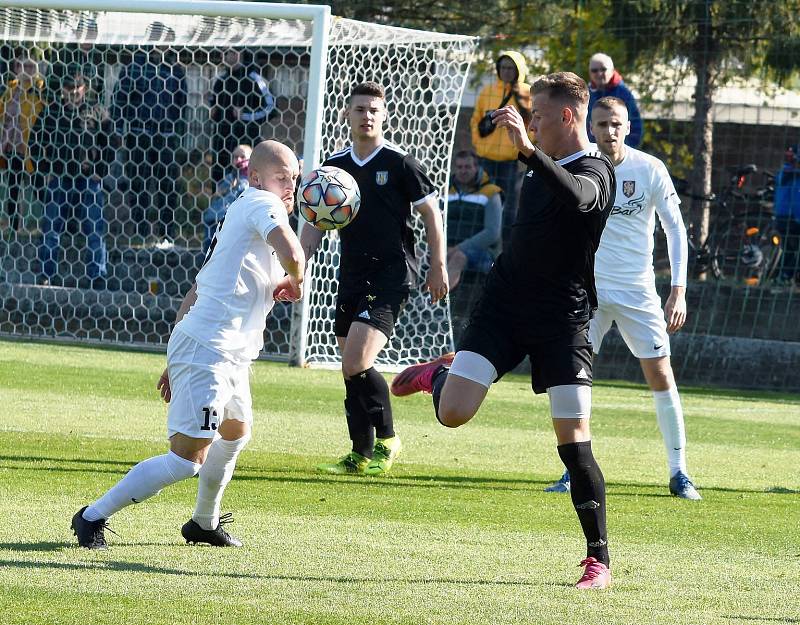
[350,143,385,167]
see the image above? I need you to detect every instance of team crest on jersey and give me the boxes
[375,171,389,185]
[623,180,636,197]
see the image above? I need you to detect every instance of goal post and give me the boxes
[0,1,476,370]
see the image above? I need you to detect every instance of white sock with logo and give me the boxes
[192,434,250,530]
[83,452,201,521]
[653,387,687,477]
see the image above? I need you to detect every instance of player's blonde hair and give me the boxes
[532,72,589,109]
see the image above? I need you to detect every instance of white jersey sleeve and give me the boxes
[176,187,290,363]
[594,147,683,291]
[651,160,688,287]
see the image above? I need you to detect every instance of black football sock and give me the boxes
[344,377,374,458]
[349,368,395,439]
[557,441,610,567]
[431,365,449,425]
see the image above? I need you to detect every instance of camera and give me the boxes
[477,110,496,137]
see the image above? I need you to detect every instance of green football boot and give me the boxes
[364,436,402,476]
[316,451,370,475]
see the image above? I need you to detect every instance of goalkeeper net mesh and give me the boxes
[0,5,476,368]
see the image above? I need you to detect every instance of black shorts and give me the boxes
[458,308,593,395]
[335,287,409,339]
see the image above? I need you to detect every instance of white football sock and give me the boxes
[192,434,250,530]
[653,387,688,477]
[83,451,201,521]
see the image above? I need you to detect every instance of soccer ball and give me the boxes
[297,166,361,230]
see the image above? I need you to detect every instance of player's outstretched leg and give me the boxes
[72,451,201,549]
[71,506,115,550]
[390,352,455,397]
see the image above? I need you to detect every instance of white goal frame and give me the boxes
[0,0,476,370]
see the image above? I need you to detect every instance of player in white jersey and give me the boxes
[545,96,701,500]
[71,141,305,549]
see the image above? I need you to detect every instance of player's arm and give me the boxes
[157,282,199,403]
[654,167,688,333]
[415,195,449,303]
[268,224,306,302]
[299,222,324,264]
[524,149,609,212]
[492,105,609,211]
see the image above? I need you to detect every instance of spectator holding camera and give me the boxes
[470,51,532,252]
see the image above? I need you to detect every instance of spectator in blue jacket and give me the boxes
[775,145,800,284]
[111,25,187,246]
[587,53,642,148]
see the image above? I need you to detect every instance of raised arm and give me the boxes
[299,222,324,264]
[268,224,306,303]
[268,224,306,302]
[492,104,609,212]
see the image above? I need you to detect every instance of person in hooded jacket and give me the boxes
[586,53,642,148]
[470,51,532,251]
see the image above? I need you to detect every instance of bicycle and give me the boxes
[672,164,783,285]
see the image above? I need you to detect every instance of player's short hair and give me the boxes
[349,81,385,102]
[454,149,478,163]
[592,96,627,116]
[532,72,589,109]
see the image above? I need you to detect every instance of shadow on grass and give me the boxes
[0,541,67,553]
[234,467,800,497]
[2,454,797,497]
[0,556,541,587]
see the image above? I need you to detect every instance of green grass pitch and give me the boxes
[0,339,798,625]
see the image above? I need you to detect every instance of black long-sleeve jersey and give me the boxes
[484,146,615,339]
[324,142,436,294]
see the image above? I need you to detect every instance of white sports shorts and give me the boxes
[590,288,670,359]
[166,328,253,439]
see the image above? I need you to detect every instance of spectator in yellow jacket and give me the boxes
[0,52,44,232]
[470,51,532,251]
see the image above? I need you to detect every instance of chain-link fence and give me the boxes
[447,2,800,392]
[1,2,799,391]
[0,5,474,369]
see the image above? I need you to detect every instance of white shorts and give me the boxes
[590,288,670,359]
[166,328,253,439]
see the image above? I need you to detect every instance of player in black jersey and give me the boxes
[301,81,448,476]
[392,72,616,589]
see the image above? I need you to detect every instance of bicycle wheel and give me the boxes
[708,237,739,280]
[759,236,783,283]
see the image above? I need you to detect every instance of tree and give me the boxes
[606,0,800,256]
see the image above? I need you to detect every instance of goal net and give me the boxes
[0,2,475,369]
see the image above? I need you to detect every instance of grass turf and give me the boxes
[0,340,798,625]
